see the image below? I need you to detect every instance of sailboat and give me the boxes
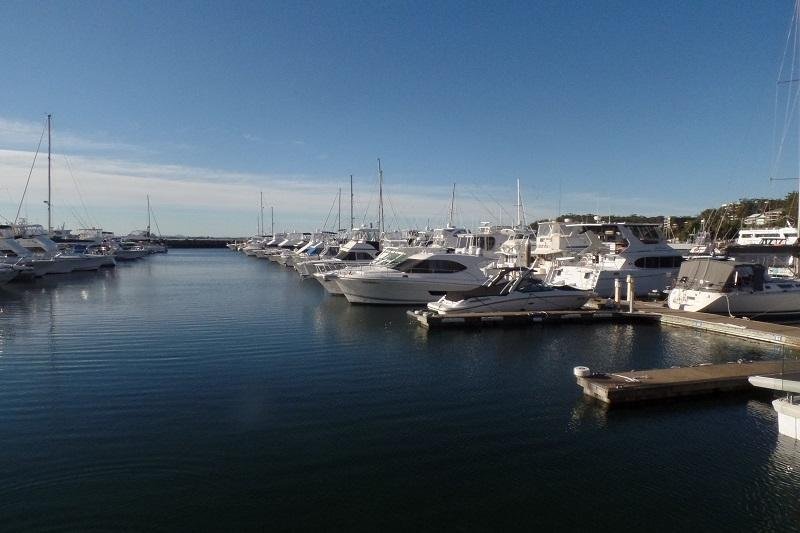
[122,195,167,254]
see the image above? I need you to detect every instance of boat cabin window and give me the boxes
[633,256,683,268]
[627,225,662,244]
[395,259,468,274]
[476,236,495,250]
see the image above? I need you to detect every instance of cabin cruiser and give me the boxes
[530,221,595,277]
[251,234,284,258]
[16,234,99,273]
[265,233,308,262]
[112,241,149,261]
[735,225,798,246]
[310,246,419,294]
[546,223,684,297]
[0,227,57,276]
[427,267,594,314]
[667,258,800,318]
[483,227,535,274]
[294,242,341,276]
[335,250,493,305]
[307,240,381,289]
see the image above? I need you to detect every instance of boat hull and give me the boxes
[336,276,486,305]
[427,290,593,314]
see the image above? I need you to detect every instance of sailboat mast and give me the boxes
[448,183,456,228]
[338,187,341,232]
[271,206,274,236]
[516,178,522,227]
[147,194,151,236]
[260,191,265,236]
[47,113,51,234]
[377,159,384,236]
[350,174,354,233]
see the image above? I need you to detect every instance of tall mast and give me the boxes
[47,113,52,234]
[448,183,456,228]
[147,194,151,236]
[516,178,522,228]
[271,206,274,236]
[350,174,354,233]
[377,158,384,236]
[260,191,264,236]
[338,187,341,232]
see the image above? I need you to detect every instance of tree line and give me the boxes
[533,191,799,242]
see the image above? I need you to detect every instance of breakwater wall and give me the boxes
[164,238,240,248]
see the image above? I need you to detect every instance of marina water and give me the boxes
[0,249,798,531]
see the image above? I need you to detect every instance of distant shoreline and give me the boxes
[163,238,240,248]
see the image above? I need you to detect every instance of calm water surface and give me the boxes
[0,249,799,531]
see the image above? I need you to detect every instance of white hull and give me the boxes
[427,289,593,314]
[115,249,148,261]
[551,267,678,297]
[337,276,485,305]
[313,272,345,295]
[668,287,800,317]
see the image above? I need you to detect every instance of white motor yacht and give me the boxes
[113,241,149,261]
[0,227,56,277]
[667,259,800,318]
[335,250,492,305]
[530,221,596,277]
[547,223,684,297]
[16,235,90,273]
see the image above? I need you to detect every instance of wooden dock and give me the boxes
[576,360,800,405]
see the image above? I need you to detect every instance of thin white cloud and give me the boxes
[0,116,146,155]
[0,148,530,234]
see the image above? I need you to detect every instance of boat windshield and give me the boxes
[373,250,407,267]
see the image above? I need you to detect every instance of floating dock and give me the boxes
[409,300,800,350]
[576,360,800,405]
[406,309,659,329]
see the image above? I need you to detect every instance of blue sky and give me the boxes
[0,0,797,235]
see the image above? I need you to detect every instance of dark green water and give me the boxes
[0,249,798,531]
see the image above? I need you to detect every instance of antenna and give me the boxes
[377,159,384,236]
[47,113,52,234]
[557,178,562,221]
[350,174,354,233]
[448,183,456,228]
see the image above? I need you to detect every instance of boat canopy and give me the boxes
[674,259,765,293]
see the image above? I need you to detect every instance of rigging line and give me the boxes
[467,189,501,223]
[150,206,162,237]
[14,118,47,225]
[385,192,402,231]
[483,188,513,224]
[64,154,99,229]
[320,191,338,233]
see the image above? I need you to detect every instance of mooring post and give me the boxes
[627,275,635,313]
[614,277,621,305]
